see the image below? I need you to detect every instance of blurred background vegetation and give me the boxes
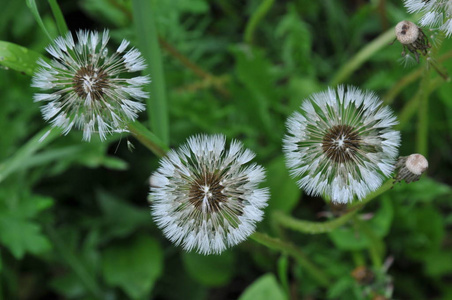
[0,0,451,299]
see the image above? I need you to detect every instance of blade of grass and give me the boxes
[26,0,54,41]
[244,0,275,44]
[132,0,169,146]
[48,0,68,35]
[0,127,61,184]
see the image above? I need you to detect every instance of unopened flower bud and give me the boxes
[395,153,428,183]
[395,21,419,44]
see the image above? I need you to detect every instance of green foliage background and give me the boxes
[0,0,452,299]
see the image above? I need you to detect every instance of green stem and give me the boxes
[274,179,394,234]
[0,127,61,184]
[26,0,54,41]
[416,64,431,156]
[48,0,68,35]
[132,0,169,145]
[397,76,442,130]
[244,0,275,45]
[45,226,102,298]
[330,28,395,86]
[383,50,452,105]
[250,232,331,287]
[127,121,169,157]
[353,216,384,268]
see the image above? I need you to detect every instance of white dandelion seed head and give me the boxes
[31,30,149,141]
[283,86,401,204]
[404,0,452,37]
[150,134,270,255]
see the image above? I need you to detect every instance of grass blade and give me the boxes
[48,0,68,35]
[131,0,169,145]
[26,0,54,41]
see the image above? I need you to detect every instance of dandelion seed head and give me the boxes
[32,30,149,141]
[283,86,401,204]
[150,134,269,255]
[404,0,452,37]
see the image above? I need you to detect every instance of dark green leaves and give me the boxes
[102,235,164,299]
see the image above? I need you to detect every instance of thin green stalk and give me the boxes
[127,121,169,157]
[397,76,443,130]
[132,0,169,145]
[251,232,331,287]
[274,179,394,234]
[26,0,54,41]
[416,65,431,156]
[48,0,68,35]
[383,50,452,105]
[45,226,102,298]
[353,216,384,268]
[330,28,395,86]
[244,0,275,44]
[0,127,61,184]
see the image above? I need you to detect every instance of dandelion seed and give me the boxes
[283,86,401,204]
[32,30,150,141]
[404,0,452,37]
[394,153,428,183]
[150,134,269,255]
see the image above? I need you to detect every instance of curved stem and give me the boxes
[250,232,331,287]
[273,179,394,234]
[244,0,275,45]
[329,28,395,86]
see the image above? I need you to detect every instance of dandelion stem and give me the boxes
[132,0,169,145]
[250,232,331,287]
[244,0,275,45]
[127,121,169,158]
[353,216,384,268]
[330,28,395,86]
[273,179,394,234]
[383,49,452,104]
[416,64,431,156]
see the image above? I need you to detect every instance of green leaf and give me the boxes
[391,177,451,203]
[96,190,150,242]
[0,191,53,259]
[238,273,287,300]
[0,41,45,76]
[328,197,394,250]
[231,46,280,140]
[182,251,235,287]
[102,235,164,299]
[266,156,300,213]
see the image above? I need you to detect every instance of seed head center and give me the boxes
[73,65,108,100]
[189,173,226,213]
[322,125,361,163]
